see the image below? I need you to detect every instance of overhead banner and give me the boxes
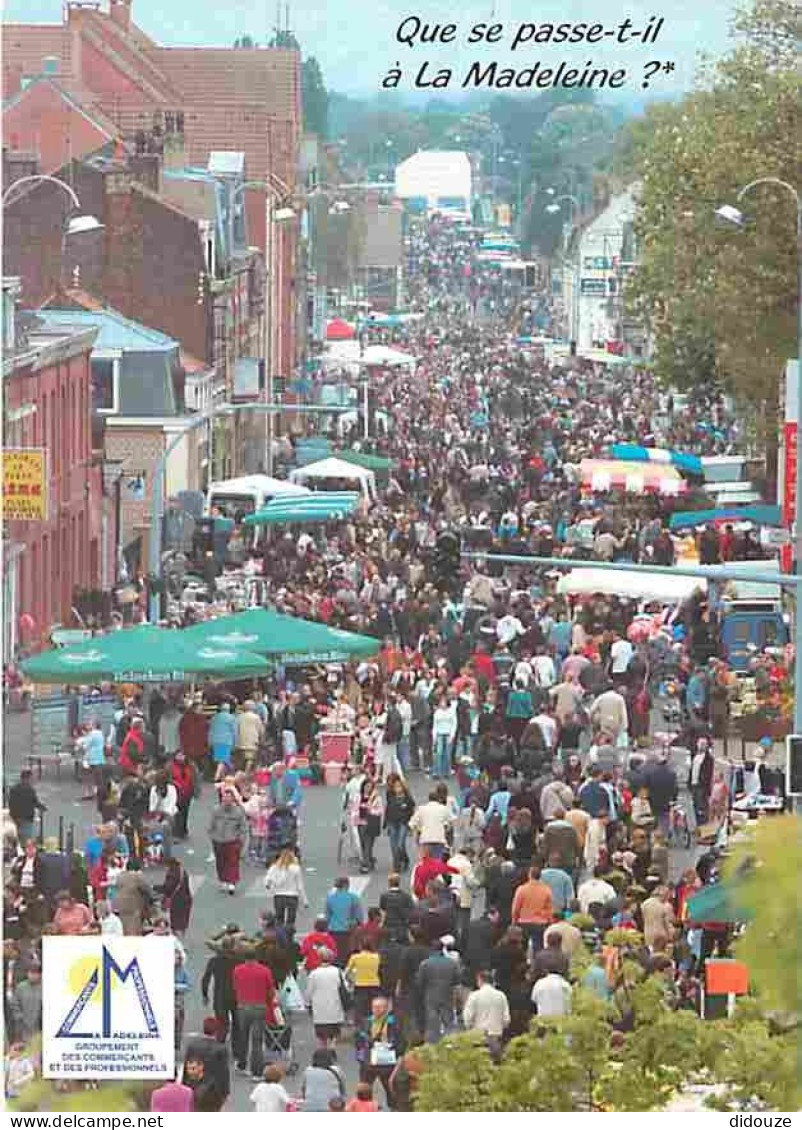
[2,447,48,520]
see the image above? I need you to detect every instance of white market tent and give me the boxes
[394,150,472,213]
[207,474,310,501]
[557,567,706,604]
[324,342,417,368]
[289,457,377,503]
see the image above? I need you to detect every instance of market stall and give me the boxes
[578,458,688,496]
[288,457,377,503]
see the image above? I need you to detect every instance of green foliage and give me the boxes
[302,57,329,139]
[623,0,801,411]
[414,982,711,1112]
[705,1009,801,1111]
[724,814,802,1018]
[413,1031,496,1111]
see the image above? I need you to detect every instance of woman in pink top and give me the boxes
[150,1079,194,1112]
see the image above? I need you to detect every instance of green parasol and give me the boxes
[22,625,270,684]
[181,608,380,664]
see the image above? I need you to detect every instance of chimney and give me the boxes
[162,132,186,172]
[109,0,132,32]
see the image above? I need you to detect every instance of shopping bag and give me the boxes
[279,972,307,1013]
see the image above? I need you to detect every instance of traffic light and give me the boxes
[272,374,286,398]
[433,530,461,592]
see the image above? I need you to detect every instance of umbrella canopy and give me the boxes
[610,444,703,477]
[685,881,753,926]
[21,626,270,684]
[181,608,380,663]
[669,504,784,532]
[579,459,688,496]
[334,450,396,472]
[325,317,356,341]
[243,493,360,527]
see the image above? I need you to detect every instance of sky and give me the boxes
[4,0,744,98]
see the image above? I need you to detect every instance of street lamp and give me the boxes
[3,174,104,284]
[225,175,296,477]
[545,193,582,347]
[717,176,802,739]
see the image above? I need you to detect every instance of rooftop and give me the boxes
[34,306,179,353]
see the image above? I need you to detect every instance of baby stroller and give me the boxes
[141,823,166,867]
[264,806,299,866]
[263,1012,298,1075]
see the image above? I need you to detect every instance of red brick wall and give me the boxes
[3,81,110,173]
[5,345,102,633]
[3,164,212,365]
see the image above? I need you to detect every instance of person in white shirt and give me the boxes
[463,970,510,1058]
[148,776,178,860]
[409,791,453,858]
[250,1064,291,1111]
[577,867,618,914]
[95,899,124,936]
[496,613,525,647]
[265,848,309,929]
[431,695,458,779]
[513,656,534,688]
[533,707,558,751]
[609,633,634,681]
[396,694,413,774]
[531,972,572,1018]
[532,651,556,689]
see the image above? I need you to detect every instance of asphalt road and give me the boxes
[4,708,701,1110]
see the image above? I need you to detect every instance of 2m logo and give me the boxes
[57,945,159,1038]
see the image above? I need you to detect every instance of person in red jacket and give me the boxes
[411,845,457,901]
[232,957,279,1078]
[171,753,196,840]
[300,917,338,973]
[119,719,146,776]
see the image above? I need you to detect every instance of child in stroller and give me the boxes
[264,806,299,866]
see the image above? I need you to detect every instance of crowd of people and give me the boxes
[3,213,787,1111]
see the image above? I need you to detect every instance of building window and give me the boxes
[91,354,120,414]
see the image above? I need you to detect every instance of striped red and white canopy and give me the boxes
[579,458,688,496]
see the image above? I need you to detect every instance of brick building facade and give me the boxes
[3,0,301,380]
[2,282,105,647]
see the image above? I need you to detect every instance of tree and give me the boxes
[413,1031,496,1111]
[414,981,710,1111]
[623,0,801,421]
[724,814,802,1018]
[705,1003,800,1112]
[302,57,329,139]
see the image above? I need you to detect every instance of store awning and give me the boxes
[669,505,783,532]
[21,626,270,684]
[579,459,688,496]
[610,444,703,477]
[181,608,380,664]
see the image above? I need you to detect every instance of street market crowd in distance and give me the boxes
[3,215,797,1114]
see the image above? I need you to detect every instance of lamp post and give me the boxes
[147,400,352,622]
[716,177,802,738]
[546,193,581,347]
[3,174,104,283]
[227,176,296,477]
